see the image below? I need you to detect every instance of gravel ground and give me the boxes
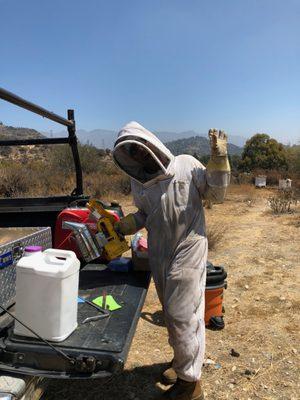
[43,186,300,400]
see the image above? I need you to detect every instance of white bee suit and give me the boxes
[113,122,230,382]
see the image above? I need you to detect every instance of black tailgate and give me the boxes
[0,264,151,379]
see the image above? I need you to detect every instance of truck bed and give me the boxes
[0,196,89,241]
[0,263,151,379]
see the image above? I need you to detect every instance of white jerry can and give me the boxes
[14,249,80,342]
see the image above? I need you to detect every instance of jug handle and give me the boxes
[44,249,77,263]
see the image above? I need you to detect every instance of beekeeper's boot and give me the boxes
[161,378,204,400]
[162,366,177,385]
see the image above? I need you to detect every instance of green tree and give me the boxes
[228,154,241,173]
[239,133,288,172]
[286,144,300,175]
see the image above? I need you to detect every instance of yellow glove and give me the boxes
[114,214,137,235]
[207,129,230,172]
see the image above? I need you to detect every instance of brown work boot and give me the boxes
[161,378,204,400]
[162,366,177,385]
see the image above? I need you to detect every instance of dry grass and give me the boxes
[84,172,131,198]
[226,183,267,204]
[42,184,299,399]
[268,190,298,214]
[1,145,299,399]
[0,158,131,198]
[0,165,32,197]
[293,215,300,227]
[242,186,258,207]
[206,221,226,250]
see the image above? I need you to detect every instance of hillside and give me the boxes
[0,124,45,140]
[0,124,48,161]
[165,135,243,157]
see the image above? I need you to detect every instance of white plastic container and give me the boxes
[14,249,80,342]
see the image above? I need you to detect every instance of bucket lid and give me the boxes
[206,262,227,285]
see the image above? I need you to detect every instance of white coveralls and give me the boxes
[113,122,230,382]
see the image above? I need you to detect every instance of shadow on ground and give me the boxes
[43,362,169,400]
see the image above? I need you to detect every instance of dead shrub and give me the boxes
[83,172,131,198]
[22,161,75,197]
[242,186,258,207]
[206,222,226,250]
[31,169,75,196]
[0,162,130,199]
[48,144,118,175]
[0,165,32,197]
[268,190,298,214]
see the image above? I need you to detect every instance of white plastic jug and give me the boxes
[14,249,80,342]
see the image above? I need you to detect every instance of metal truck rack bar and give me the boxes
[0,138,70,146]
[0,87,83,196]
[0,87,73,128]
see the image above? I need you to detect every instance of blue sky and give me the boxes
[0,0,299,144]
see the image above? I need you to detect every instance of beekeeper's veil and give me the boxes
[113,121,174,184]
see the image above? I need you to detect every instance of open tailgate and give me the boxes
[0,264,150,379]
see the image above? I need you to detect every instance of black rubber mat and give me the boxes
[9,263,151,354]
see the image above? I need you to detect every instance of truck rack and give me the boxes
[0,87,89,236]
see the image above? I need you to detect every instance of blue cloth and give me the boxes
[108,257,133,273]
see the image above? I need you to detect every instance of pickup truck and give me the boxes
[0,88,151,399]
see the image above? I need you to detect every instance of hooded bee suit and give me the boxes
[113,122,230,382]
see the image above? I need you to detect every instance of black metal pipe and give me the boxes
[0,138,70,146]
[67,109,83,196]
[0,87,74,128]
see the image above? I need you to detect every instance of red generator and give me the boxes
[54,201,123,260]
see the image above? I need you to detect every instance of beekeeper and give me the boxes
[113,122,230,400]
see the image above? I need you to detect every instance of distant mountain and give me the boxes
[155,130,202,143]
[155,131,246,148]
[0,123,243,165]
[165,136,243,157]
[47,128,117,149]
[47,128,247,149]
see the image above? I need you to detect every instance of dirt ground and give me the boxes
[44,185,299,400]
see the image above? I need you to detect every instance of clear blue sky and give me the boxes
[0,0,299,144]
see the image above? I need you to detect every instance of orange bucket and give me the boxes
[205,262,227,329]
[205,285,224,326]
